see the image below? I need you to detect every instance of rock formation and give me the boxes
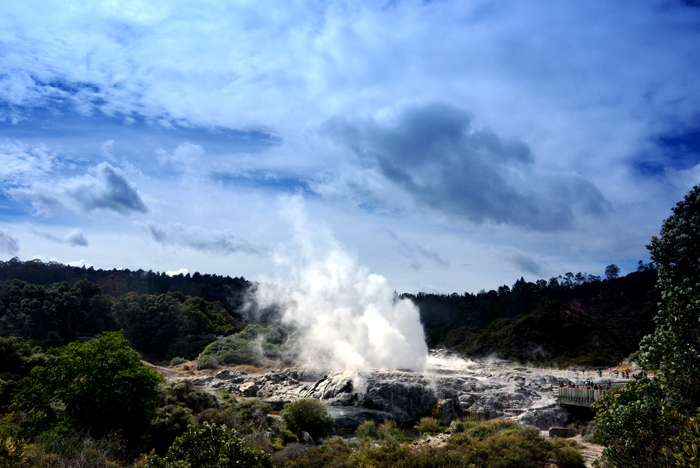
[190,352,617,431]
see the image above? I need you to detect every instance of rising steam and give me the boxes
[250,196,428,372]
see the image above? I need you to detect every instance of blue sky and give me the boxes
[1,0,700,294]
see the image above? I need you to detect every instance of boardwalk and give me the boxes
[556,387,606,407]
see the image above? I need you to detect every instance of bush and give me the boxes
[169,356,187,366]
[549,438,585,468]
[414,417,442,436]
[142,422,272,468]
[159,380,218,414]
[377,420,410,441]
[196,354,220,370]
[197,325,289,367]
[449,420,465,434]
[281,399,334,440]
[356,421,379,439]
[0,436,28,468]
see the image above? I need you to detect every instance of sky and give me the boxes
[1,0,700,295]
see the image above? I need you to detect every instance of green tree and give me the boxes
[142,422,272,468]
[642,185,700,412]
[604,264,620,280]
[594,185,700,467]
[11,332,162,447]
[280,399,334,440]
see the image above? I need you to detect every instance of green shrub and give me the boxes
[376,420,412,441]
[414,417,442,436]
[356,421,379,439]
[159,380,219,414]
[169,357,187,366]
[449,431,473,446]
[197,325,290,367]
[147,405,194,454]
[449,420,465,434]
[142,422,272,468]
[281,399,334,439]
[196,354,220,370]
[350,437,412,467]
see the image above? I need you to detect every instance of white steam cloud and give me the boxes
[252,196,428,372]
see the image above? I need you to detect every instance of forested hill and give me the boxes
[0,257,658,367]
[0,257,251,311]
[409,267,659,367]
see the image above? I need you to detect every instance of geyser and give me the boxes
[251,196,428,372]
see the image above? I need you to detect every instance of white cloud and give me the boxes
[9,161,148,215]
[145,221,259,255]
[0,229,19,255]
[0,139,56,183]
[166,268,189,277]
[1,1,699,293]
[32,227,88,247]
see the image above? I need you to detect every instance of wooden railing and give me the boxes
[556,387,606,407]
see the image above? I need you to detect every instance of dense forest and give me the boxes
[0,257,657,367]
[411,266,658,366]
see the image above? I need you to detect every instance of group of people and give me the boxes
[558,380,611,391]
[614,368,631,379]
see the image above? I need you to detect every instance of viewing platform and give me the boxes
[556,387,606,408]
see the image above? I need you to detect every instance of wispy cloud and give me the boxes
[146,221,259,255]
[0,229,19,255]
[382,228,448,271]
[32,227,88,247]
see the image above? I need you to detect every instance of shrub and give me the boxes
[414,417,442,436]
[196,354,220,370]
[377,420,411,441]
[356,421,379,439]
[197,325,289,367]
[147,405,194,454]
[159,380,219,414]
[24,433,128,468]
[281,399,334,440]
[142,422,272,468]
[449,420,465,434]
[0,436,28,468]
[169,357,187,366]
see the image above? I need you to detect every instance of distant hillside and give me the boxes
[408,268,659,367]
[0,257,251,314]
[0,257,658,367]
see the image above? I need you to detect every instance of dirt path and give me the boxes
[571,435,604,468]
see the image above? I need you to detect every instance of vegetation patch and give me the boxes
[197,324,292,367]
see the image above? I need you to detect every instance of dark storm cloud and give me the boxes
[323,104,608,231]
[147,222,259,255]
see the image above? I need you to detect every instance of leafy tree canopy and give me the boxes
[594,185,700,467]
[11,331,162,447]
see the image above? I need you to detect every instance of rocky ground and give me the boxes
[154,351,628,433]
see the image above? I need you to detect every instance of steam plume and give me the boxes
[251,196,428,372]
